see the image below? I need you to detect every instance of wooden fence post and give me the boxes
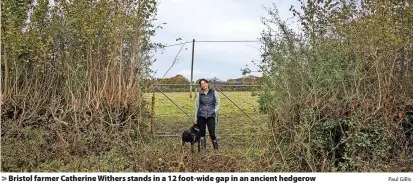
[151,91,155,135]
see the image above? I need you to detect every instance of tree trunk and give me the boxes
[119,27,124,105]
[3,44,9,97]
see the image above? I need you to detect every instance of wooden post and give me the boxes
[151,91,155,135]
[190,39,195,98]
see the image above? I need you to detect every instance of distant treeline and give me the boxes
[144,74,263,92]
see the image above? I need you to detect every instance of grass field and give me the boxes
[142,91,272,171]
[144,91,267,135]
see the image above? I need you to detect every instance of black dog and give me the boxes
[181,124,200,153]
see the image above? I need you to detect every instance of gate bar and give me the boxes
[153,84,261,87]
[154,86,192,120]
[213,85,265,131]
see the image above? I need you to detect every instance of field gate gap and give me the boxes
[148,39,264,137]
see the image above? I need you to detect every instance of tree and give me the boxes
[227,79,236,83]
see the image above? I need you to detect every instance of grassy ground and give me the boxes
[1,91,274,172]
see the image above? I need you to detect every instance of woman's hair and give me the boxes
[198,78,208,85]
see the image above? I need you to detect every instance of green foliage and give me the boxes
[259,0,413,171]
[99,147,128,172]
[1,0,161,172]
[1,0,161,100]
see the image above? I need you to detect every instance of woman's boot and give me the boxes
[200,137,206,153]
[212,140,219,153]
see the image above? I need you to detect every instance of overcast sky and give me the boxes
[150,0,301,82]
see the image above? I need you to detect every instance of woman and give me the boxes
[194,78,220,153]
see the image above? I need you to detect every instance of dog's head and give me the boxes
[190,123,200,133]
[181,124,200,143]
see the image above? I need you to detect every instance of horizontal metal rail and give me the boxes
[196,40,260,43]
[154,84,198,86]
[153,84,262,87]
[154,134,255,138]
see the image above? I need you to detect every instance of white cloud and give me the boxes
[178,69,205,79]
[170,0,187,3]
[196,20,265,40]
[151,0,301,81]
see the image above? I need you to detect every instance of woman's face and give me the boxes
[200,80,208,90]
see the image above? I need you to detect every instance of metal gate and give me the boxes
[148,83,265,137]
